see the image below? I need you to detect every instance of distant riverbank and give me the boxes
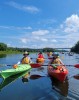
[0,50,22,55]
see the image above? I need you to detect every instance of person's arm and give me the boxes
[59,58,64,65]
[17,60,21,64]
[28,57,33,63]
[17,58,23,64]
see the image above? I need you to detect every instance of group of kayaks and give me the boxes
[0,55,68,82]
[36,55,68,82]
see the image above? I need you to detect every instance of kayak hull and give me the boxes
[0,64,31,79]
[48,65,68,82]
[0,70,30,90]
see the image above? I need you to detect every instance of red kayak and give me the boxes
[48,64,68,82]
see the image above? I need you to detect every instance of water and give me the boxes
[0,53,79,100]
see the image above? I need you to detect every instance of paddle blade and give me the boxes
[30,63,42,68]
[74,64,79,68]
[73,74,79,80]
[30,75,43,80]
[48,58,52,60]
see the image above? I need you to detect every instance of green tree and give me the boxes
[0,43,7,51]
[71,41,79,53]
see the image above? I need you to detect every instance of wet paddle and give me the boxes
[30,63,42,68]
[74,64,79,68]
[31,57,51,60]
[0,63,79,68]
[32,63,79,68]
[0,63,42,68]
[30,75,46,80]
[73,74,79,80]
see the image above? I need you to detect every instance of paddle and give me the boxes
[30,75,46,80]
[30,63,42,68]
[31,57,51,60]
[0,63,42,68]
[31,63,79,68]
[73,74,79,80]
[0,63,79,68]
[74,64,79,68]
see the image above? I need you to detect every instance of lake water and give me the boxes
[0,53,79,100]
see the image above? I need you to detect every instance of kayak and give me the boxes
[36,58,45,63]
[0,64,31,79]
[47,64,68,82]
[0,70,29,91]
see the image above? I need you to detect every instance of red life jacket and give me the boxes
[38,54,44,58]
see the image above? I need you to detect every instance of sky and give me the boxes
[0,0,79,48]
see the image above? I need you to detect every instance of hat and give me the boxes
[23,51,29,55]
[39,52,42,54]
[53,54,59,57]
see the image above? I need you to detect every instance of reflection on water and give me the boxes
[22,72,30,83]
[0,53,79,100]
[22,78,28,83]
[0,71,30,91]
[0,54,6,58]
[49,76,69,97]
[30,74,44,80]
[73,74,79,80]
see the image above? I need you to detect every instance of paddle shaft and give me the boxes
[41,64,79,68]
[0,63,79,68]
[0,63,42,68]
[42,64,74,66]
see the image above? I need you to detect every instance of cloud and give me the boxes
[6,1,40,13]
[0,25,32,30]
[32,30,49,35]
[64,14,79,33]
[51,39,57,42]
[20,38,28,43]
[40,38,48,42]
[7,43,11,46]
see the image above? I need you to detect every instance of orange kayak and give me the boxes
[36,58,45,63]
[47,65,68,82]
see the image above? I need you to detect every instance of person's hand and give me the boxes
[13,64,18,69]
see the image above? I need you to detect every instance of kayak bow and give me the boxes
[48,64,68,82]
[0,64,31,79]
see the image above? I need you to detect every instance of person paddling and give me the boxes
[13,51,33,68]
[18,51,33,64]
[38,52,44,58]
[36,52,45,64]
[49,54,63,69]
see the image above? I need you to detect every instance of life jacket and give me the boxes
[21,57,30,64]
[38,54,44,58]
[51,58,61,64]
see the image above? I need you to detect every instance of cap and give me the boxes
[23,51,29,55]
[53,54,59,57]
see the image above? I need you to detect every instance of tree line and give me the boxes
[1,42,79,53]
[71,41,79,53]
[0,42,67,53]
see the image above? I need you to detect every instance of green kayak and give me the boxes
[0,64,31,79]
[0,70,30,91]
